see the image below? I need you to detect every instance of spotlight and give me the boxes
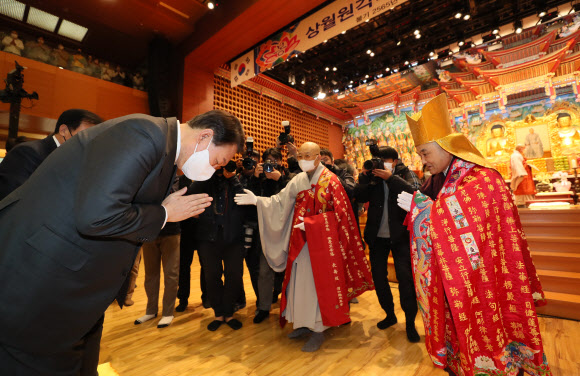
[324,40,328,43]
[342,30,346,34]
[365,19,369,22]
[415,34,421,39]
[325,67,330,71]
[514,20,523,34]
[385,67,390,71]
[333,67,337,71]
[365,74,369,78]
[301,79,305,85]
[538,10,546,18]
[414,29,420,35]
[404,60,409,65]
[370,52,375,57]
[207,1,216,9]
[317,91,326,99]
[350,80,353,83]
[429,51,435,56]
[367,49,372,54]
[291,82,295,85]
[458,40,465,46]
[455,12,462,19]
[397,40,402,46]
[492,28,499,34]
[463,14,470,20]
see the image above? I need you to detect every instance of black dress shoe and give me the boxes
[253,310,269,324]
[406,324,420,343]
[225,318,242,330]
[175,300,188,312]
[207,320,224,331]
[202,299,211,309]
[377,314,397,330]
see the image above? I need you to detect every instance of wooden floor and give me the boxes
[99,258,580,376]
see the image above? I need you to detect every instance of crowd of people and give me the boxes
[0,97,552,376]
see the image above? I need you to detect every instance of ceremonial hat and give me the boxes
[406,94,492,168]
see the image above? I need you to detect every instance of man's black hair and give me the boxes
[376,146,398,160]
[262,147,283,162]
[54,109,103,134]
[320,148,333,162]
[187,109,245,152]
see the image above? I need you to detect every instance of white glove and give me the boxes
[397,191,413,212]
[234,189,257,206]
[293,216,305,231]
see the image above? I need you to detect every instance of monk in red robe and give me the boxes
[235,142,374,352]
[398,94,551,376]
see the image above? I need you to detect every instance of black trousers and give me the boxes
[177,233,207,303]
[198,239,244,318]
[0,315,104,376]
[368,237,418,323]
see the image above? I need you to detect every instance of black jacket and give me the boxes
[0,135,58,200]
[326,164,355,200]
[355,162,421,245]
[0,114,178,354]
[188,172,245,243]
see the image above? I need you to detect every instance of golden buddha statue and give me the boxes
[486,124,509,160]
[556,112,580,155]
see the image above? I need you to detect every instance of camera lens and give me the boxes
[264,163,274,173]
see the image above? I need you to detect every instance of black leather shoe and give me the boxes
[175,300,188,312]
[253,310,269,324]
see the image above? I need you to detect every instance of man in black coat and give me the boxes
[354,146,421,343]
[0,109,103,200]
[0,110,244,375]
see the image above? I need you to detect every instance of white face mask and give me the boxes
[181,136,215,181]
[299,158,317,172]
[384,162,393,171]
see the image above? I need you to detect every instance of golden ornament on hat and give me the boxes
[406,93,492,168]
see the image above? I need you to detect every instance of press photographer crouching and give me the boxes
[247,147,290,323]
[354,144,422,342]
[187,162,246,332]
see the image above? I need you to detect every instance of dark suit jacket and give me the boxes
[0,135,58,200]
[0,114,177,354]
[355,163,421,246]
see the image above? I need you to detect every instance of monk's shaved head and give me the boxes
[299,142,321,156]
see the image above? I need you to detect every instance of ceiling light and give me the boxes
[317,91,326,99]
[324,39,328,43]
[370,52,375,57]
[333,67,337,71]
[348,84,353,88]
[291,82,295,85]
[492,28,499,34]
[58,19,88,42]
[414,29,420,35]
[333,89,339,93]
[342,30,346,34]
[385,67,390,71]
[415,34,421,39]
[365,19,369,22]
[455,12,462,19]
[27,7,59,32]
[429,51,434,56]
[0,0,26,20]
[538,11,546,18]
[397,40,402,46]
[365,74,369,78]
[514,20,523,34]
[367,49,372,54]
[207,1,215,9]
[362,79,367,83]
[350,80,353,83]
[301,80,305,84]
[458,40,465,46]
[463,14,470,20]
[325,67,329,71]
[404,60,409,65]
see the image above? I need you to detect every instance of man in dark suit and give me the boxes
[0,109,103,200]
[0,109,245,375]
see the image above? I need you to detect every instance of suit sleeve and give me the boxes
[74,119,166,243]
[0,145,43,201]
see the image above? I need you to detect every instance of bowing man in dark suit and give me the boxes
[0,109,103,200]
[0,109,245,376]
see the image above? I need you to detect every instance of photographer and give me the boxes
[354,146,421,342]
[188,162,246,332]
[320,149,355,200]
[247,147,290,323]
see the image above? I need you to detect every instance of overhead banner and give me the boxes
[231,0,409,87]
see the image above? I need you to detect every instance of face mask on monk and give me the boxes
[299,156,319,172]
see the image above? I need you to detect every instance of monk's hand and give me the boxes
[293,216,305,231]
[397,192,413,212]
[372,168,392,180]
[234,189,257,206]
[162,188,213,222]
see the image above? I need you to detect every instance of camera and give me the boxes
[263,162,278,173]
[243,221,258,249]
[224,160,237,173]
[278,121,292,145]
[0,61,39,104]
[363,139,383,171]
[242,137,258,170]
